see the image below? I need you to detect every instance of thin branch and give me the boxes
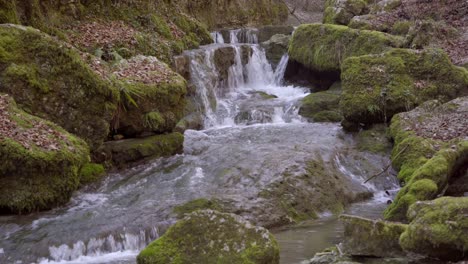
[364,144,409,184]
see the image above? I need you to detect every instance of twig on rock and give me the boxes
[364,144,409,184]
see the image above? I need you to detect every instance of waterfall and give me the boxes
[273,54,289,85]
[228,29,258,44]
[210,32,224,44]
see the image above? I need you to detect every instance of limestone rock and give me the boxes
[340,215,408,258]
[384,97,468,221]
[261,34,291,68]
[400,197,468,261]
[0,24,118,150]
[299,82,342,122]
[323,0,368,25]
[288,23,403,73]
[0,94,90,214]
[257,25,294,43]
[340,48,468,125]
[97,133,184,167]
[137,210,280,264]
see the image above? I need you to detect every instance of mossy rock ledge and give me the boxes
[97,133,184,167]
[299,82,342,122]
[0,94,89,214]
[340,215,408,258]
[340,48,468,125]
[112,56,187,138]
[0,24,118,150]
[137,210,280,264]
[323,0,369,26]
[288,23,403,73]
[384,97,468,221]
[400,197,468,261]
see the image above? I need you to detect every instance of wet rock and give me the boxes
[137,210,279,264]
[0,24,118,150]
[400,197,468,261]
[299,82,342,122]
[0,94,90,214]
[323,0,368,25]
[288,23,403,73]
[261,34,291,68]
[354,124,392,154]
[213,46,236,82]
[174,113,204,133]
[340,49,468,125]
[257,25,294,43]
[97,133,184,167]
[340,215,407,258]
[384,97,468,221]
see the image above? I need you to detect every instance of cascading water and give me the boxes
[0,28,399,264]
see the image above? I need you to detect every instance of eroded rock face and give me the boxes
[384,97,468,221]
[340,215,407,258]
[0,94,90,214]
[400,197,468,261]
[340,48,468,125]
[261,34,291,68]
[0,25,118,150]
[137,210,280,264]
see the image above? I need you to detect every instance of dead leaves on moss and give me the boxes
[0,95,70,151]
[68,21,138,50]
[112,56,179,85]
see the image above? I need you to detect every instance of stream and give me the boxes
[0,29,399,264]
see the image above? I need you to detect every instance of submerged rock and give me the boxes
[384,97,468,221]
[0,24,118,150]
[400,197,468,261]
[340,215,407,258]
[97,133,184,167]
[340,48,468,125]
[288,24,403,73]
[0,94,89,214]
[137,210,279,264]
[299,82,342,122]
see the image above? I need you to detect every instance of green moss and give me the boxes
[400,197,468,261]
[289,24,403,73]
[0,95,90,214]
[137,210,280,264]
[323,0,367,25]
[173,198,223,218]
[340,215,408,257]
[143,112,165,131]
[79,163,106,185]
[391,21,412,35]
[0,25,118,150]
[340,48,468,125]
[0,0,18,24]
[383,101,468,221]
[299,83,342,122]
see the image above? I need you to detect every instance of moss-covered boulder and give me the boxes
[0,24,118,150]
[384,97,468,221]
[299,82,342,122]
[340,215,408,258]
[323,0,368,25]
[288,24,403,73]
[340,48,468,125]
[137,210,280,264]
[400,197,468,261]
[173,198,224,218]
[0,94,89,214]
[97,133,184,167]
[111,56,187,137]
